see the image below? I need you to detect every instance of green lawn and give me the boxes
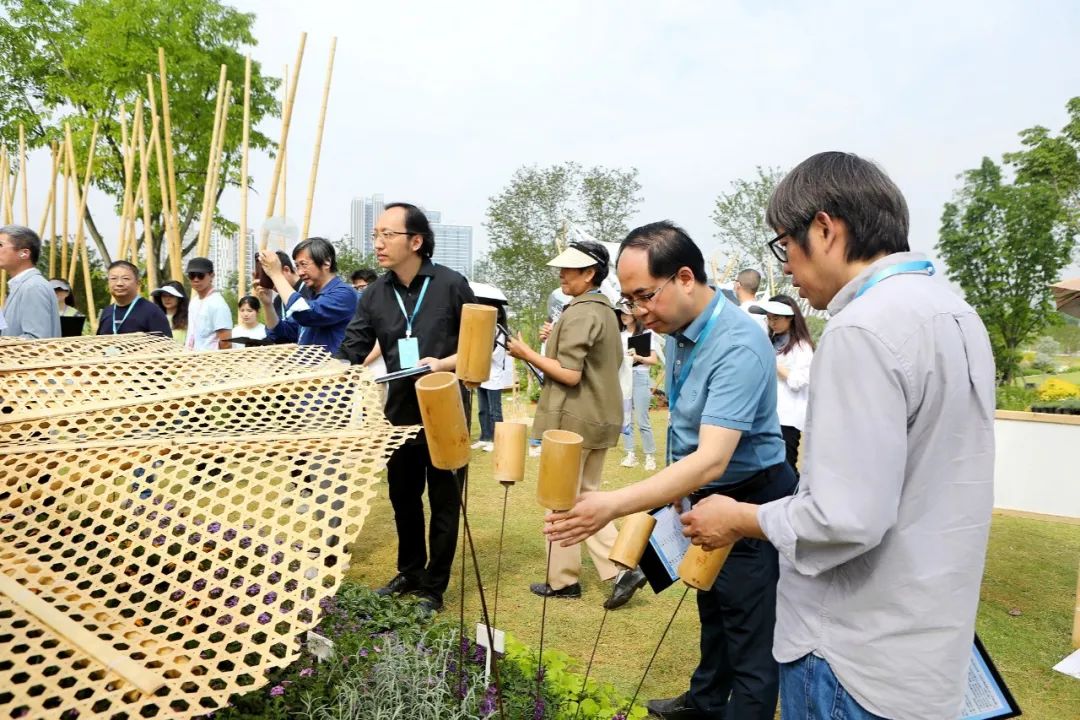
[347,410,1080,719]
[1017,368,1080,387]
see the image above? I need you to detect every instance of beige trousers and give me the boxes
[546,447,619,589]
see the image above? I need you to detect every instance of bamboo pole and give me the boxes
[116,104,134,260]
[279,65,288,223]
[64,121,99,334]
[261,34,307,249]
[147,73,181,281]
[138,116,159,292]
[125,103,144,263]
[197,64,228,257]
[302,37,337,239]
[18,123,28,225]
[1,148,7,305]
[47,143,59,278]
[61,152,70,279]
[200,80,233,258]
[238,55,251,297]
[158,48,181,264]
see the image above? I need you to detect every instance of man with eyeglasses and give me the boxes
[185,257,232,350]
[257,237,356,353]
[335,202,476,614]
[545,221,796,720]
[0,224,60,339]
[97,260,172,336]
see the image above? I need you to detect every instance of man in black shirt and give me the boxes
[336,202,475,613]
[98,261,173,336]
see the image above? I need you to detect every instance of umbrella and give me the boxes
[469,281,508,304]
[1050,276,1080,319]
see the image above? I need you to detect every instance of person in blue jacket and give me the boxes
[257,237,356,354]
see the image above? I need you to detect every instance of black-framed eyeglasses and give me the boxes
[187,272,206,280]
[622,274,676,311]
[767,232,791,263]
[371,230,411,242]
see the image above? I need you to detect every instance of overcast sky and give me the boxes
[20,0,1080,275]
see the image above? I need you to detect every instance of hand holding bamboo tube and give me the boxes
[537,429,583,511]
[678,543,733,591]
[456,303,497,387]
[415,371,471,471]
[609,512,656,571]
[492,421,527,485]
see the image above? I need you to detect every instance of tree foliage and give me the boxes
[0,0,279,277]
[710,166,786,282]
[937,98,1080,384]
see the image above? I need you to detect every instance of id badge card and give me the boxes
[398,336,420,369]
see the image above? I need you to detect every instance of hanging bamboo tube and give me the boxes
[64,121,100,334]
[18,123,28,225]
[138,115,159,291]
[609,513,657,571]
[147,73,181,281]
[678,543,733,591]
[301,36,337,239]
[201,80,233,258]
[457,303,497,385]
[197,64,228,257]
[61,153,70,279]
[238,55,251,297]
[492,421,527,485]
[262,34,307,246]
[158,48,181,263]
[415,371,471,471]
[537,430,583,511]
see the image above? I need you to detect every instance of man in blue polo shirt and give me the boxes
[546,221,797,720]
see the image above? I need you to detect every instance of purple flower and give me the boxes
[263,591,278,605]
[193,579,206,592]
[359,649,368,658]
[257,612,272,624]
[225,596,239,608]
[216,614,232,626]
[271,552,284,565]
[223,529,237,541]
[299,667,314,678]
[269,685,285,697]
[207,522,221,533]
[214,567,228,580]
[238,537,252,549]
[169,590,185,602]
[533,697,545,720]
[164,500,176,511]
[268,572,281,584]
[246,583,261,597]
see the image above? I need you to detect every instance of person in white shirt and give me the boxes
[751,295,815,478]
[231,295,267,344]
[185,257,232,350]
[735,268,769,335]
[618,308,661,470]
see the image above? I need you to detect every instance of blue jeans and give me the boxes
[477,388,503,442]
[779,654,885,720]
[621,366,656,454]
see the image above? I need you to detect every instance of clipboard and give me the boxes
[628,331,652,357]
[229,336,275,347]
[961,635,1021,719]
[374,364,432,384]
[637,499,693,594]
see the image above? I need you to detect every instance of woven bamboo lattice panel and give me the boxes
[0,367,397,452]
[0,427,414,719]
[0,345,341,423]
[0,333,186,372]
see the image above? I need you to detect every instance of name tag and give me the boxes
[398,336,420,369]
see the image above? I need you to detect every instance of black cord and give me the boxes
[536,540,554,705]
[571,606,609,720]
[492,483,510,627]
[624,586,690,717]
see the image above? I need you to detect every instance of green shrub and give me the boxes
[996,385,1037,411]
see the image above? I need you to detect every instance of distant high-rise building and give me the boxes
[349,194,472,276]
[208,229,256,290]
[350,193,384,258]
[431,222,472,277]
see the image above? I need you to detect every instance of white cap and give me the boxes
[151,285,184,299]
[748,300,794,317]
[547,246,601,269]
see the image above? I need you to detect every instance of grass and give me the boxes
[347,409,1080,719]
[1017,368,1080,387]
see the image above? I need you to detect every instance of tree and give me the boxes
[710,166,786,285]
[0,0,279,278]
[579,166,642,245]
[333,236,368,281]
[938,157,1077,384]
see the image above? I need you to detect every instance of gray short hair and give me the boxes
[0,224,42,264]
[766,152,909,262]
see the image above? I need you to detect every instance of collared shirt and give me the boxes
[335,258,475,426]
[1,267,60,339]
[757,252,996,720]
[266,275,355,353]
[97,297,173,336]
[273,279,311,320]
[666,289,785,485]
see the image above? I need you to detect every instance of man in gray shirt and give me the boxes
[679,152,995,720]
[0,225,61,339]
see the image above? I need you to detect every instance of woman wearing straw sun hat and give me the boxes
[507,240,625,603]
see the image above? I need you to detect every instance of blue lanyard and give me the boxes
[855,260,934,299]
[111,297,139,334]
[393,276,431,338]
[666,295,725,465]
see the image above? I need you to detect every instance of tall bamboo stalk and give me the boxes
[138,116,159,291]
[64,121,99,331]
[61,153,70,279]
[125,104,144,263]
[116,104,134,259]
[261,33,307,250]
[158,48,181,264]
[238,55,251,297]
[279,68,288,223]
[302,37,337,240]
[0,148,8,305]
[18,124,28,225]
[198,64,228,257]
[48,143,59,278]
[200,79,233,258]
[147,73,182,281]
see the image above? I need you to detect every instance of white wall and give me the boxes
[994,413,1080,519]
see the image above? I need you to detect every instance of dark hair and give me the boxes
[107,260,140,280]
[736,269,761,294]
[352,268,377,283]
[276,250,295,273]
[293,237,337,273]
[568,240,609,287]
[0,224,43,264]
[768,294,815,354]
[238,294,261,312]
[51,278,75,307]
[384,202,435,258]
[152,280,189,330]
[766,152,910,262]
[618,221,708,284]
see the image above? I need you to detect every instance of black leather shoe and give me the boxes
[646,693,705,719]
[375,573,420,597]
[604,567,646,610]
[416,592,443,613]
[529,582,582,598]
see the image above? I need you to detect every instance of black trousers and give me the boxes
[780,425,801,480]
[687,462,798,720]
[385,432,462,602]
